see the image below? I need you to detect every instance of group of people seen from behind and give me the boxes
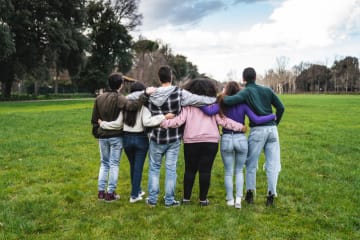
[91,66,285,208]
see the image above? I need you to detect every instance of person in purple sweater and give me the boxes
[201,81,275,208]
[161,78,246,206]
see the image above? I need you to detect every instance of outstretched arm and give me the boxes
[181,89,216,107]
[160,107,189,128]
[98,112,124,130]
[223,90,247,106]
[243,104,276,125]
[200,103,220,116]
[215,114,246,132]
[142,107,166,127]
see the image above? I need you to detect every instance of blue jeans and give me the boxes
[98,137,123,193]
[221,133,248,201]
[246,126,281,196]
[147,139,181,205]
[123,133,149,198]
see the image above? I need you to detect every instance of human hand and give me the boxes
[145,87,157,95]
[165,113,175,119]
[98,119,102,125]
[241,125,248,133]
[216,93,225,103]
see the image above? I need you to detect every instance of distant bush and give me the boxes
[0,93,95,101]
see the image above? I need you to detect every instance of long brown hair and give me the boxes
[124,82,146,127]
[219,81,241,117]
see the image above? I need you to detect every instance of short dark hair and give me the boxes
[158,66,172,83]
[183,78,217,97]
[108,73,123,90]
[243,67,256,82]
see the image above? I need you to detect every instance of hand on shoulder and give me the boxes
[145,87,157,95]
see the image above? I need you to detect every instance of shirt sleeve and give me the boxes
[142,107,165,127]
[272,93,285,125]
[215,114,244,131]
[160,107,189,128]
[223,90,247,106]
[200,103,220,116]
[243,104,276,125]
[119,93,147,111]
[181,89,216,107]
[100,112,124,130]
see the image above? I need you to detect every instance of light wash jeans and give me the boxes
[221,133,248,201]
[246,126,281,196]
[147,139,180,205]
[98,137,123,193]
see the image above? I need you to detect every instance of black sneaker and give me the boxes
[105,192,120,202]
[266,191,275,206]
[245,190,254,204]
[199,199,210,207]
[98,191,106,200]
[165,200,180,208]
[146,198,156,207]
[181,199,191,205]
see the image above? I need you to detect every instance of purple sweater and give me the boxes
[200,103,276,134]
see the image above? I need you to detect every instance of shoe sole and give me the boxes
[165,203,180,208]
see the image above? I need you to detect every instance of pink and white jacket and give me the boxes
[160,106,244,144]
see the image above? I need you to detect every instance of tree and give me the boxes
[80,0,141,93]
[133,39,159,81]
[112,0,142,31]
[331,56,359,93]
[0,0,87,97]
[168,54,199,83]
[295,64,331,93]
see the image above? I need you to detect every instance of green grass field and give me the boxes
[0,95,359,240]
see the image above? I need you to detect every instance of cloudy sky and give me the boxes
[134,0,360,81]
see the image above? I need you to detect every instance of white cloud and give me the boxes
[136,0,360,81]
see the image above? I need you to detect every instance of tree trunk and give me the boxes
[34,81,39,96]
[54,69,59,94]
[1,81,12,98]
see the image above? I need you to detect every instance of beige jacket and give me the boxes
[100,106,165,132]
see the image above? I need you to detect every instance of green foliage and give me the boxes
[0,95,359,239]
[169,54,199,82]
[133,39,159,54]
[0,0,142,97]
[80,0,135,93]
[0,0,88,97]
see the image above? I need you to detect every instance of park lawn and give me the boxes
[0,95,359,240]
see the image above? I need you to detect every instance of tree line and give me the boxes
[259,56,360,94]
[0,0,202,98]
[1,0,359,98]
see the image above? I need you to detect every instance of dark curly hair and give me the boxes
[183,78,217,97]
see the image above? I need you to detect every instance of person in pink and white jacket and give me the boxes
[160,78,246,206]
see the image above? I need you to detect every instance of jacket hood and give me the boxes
[149,86,177,107]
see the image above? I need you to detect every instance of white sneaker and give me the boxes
[129,196,143,203]
[235,197,242,209]
[226,199,234,206]
[139,191,146,197]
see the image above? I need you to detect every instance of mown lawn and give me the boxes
[0,95,359,240]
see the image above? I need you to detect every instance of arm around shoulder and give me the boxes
[142,106,165,127]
